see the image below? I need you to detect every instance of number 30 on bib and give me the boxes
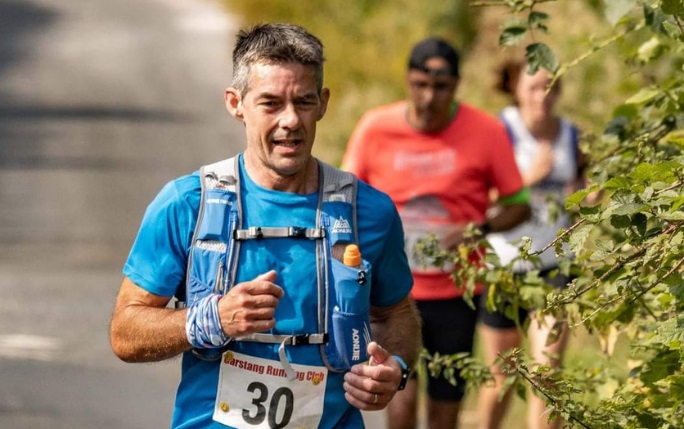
[213,351,328,429]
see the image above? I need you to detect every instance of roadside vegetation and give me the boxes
[225,1,684,427]
[224,1,629,165]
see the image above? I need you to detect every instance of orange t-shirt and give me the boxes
[343,101,524,300]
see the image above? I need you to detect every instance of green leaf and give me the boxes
[632,212,647,237]
[566,185,599,207]
[568,223,594,251]
[625,88,660,105]
[665,131,684,149]
[641,186,654,201]
[603,176,632,190]
[615,302,636,324]
[637,36,665,63]
[666,275,684,299]
[525,43,559,73]
[672,197,684,211]
[610,214,632,228]
[612,203,648,216]
[595,238,615,252]
[528,11,549,32]
[500,21,528,47]
[605,265,628,283]
[658,211,684,221]
[603,0,637,26]
[671,230,683,246]
[662,0,684,17]
[631,162,681,182]
[579,205,601,217]
[590,249,610,261]
[653,318,684,351]
[612,103,639,120]
[662,20,684,40]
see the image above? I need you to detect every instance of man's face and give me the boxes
[406,57,459,133]
[228,62,329,179]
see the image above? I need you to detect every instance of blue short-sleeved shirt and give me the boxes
[123,155,412,429]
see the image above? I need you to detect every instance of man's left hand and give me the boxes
[343,341,403,410]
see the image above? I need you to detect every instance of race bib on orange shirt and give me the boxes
[400,195,456,275]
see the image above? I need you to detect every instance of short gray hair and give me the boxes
[231,23,325,95]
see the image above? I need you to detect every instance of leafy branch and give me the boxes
[417,1,684,426]
[549,20,646,88]
[503,349,592,429]
[470,0,556,8]
[551,244,646,307]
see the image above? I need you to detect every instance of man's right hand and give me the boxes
[217,270,284,337]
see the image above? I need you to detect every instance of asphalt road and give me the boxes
[0,1,389,428]
[0,0,240,427]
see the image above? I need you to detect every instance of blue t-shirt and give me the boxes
[123,156,412,429]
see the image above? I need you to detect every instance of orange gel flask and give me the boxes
[343,244,362,268]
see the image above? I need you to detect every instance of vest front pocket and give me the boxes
[196,189,236,242]
[325,258,372,370]
[187,245,227,305]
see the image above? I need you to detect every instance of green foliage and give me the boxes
[224,0,482,164]
[420,1,684,427]
[225,1,684,425]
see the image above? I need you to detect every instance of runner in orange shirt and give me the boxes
[342,38,531,429]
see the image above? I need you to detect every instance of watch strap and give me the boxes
[392,355,410,391]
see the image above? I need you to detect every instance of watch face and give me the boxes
[398,370,409,391]
[393,355,410,391]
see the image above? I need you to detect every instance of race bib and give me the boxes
[213,351,328,429]
[399,195,455,275]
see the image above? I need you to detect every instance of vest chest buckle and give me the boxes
[289,226,307,238]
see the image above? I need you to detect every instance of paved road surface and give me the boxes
[1,0,233,427]
[0,0,389,427]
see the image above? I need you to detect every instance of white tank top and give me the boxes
[488,106,578,271]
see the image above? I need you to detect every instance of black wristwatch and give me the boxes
[392,355,410,391]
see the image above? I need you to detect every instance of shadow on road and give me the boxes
[0,0,56,78]
[0,105,191,170]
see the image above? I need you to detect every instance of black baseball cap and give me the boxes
[408,37,460,78]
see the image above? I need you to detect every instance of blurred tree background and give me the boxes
[223,0,630,165]
[223,1,684,427]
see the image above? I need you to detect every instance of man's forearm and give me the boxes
[369,297,421,368]
[110,278,192,363]
[111,305,191,363]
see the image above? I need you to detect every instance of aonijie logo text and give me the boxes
[351,323,372,361]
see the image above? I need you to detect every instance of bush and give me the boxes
[446,1,684,427]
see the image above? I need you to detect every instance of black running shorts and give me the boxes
[479,269,572,329]
[415,297,479,402]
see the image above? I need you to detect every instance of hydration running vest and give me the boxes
[178,155,372,378]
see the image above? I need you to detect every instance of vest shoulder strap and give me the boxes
[200,156,357,205]
[199,157,239,192]
[175,157,239,304]
[318,160,358,243]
